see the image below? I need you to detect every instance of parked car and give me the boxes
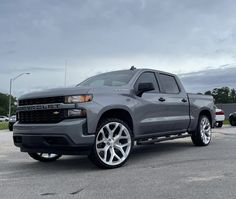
[9,115,16,131]
[0,115,9,122]
[13,68,215,169]
[229,112,236,126]
[214,107,225,128]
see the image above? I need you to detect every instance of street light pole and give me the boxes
[8,73,30,117]
[8,78,12,118]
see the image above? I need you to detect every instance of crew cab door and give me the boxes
[133,72,178,136]
[155,73,190,132]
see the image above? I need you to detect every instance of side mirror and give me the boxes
[137,83,155,96]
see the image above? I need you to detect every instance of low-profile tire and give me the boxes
[28,153,62,162]
[229,117,236,126]
[89,118,134,169]
[191,115,212,146]
[215,121,223,128]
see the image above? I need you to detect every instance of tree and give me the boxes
[204,87,236,104]
[204,90,212,96]
[230,89,236,103]
[0,92,17,116]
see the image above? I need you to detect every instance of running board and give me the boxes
[136,133,190,145]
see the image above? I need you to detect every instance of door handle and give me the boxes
[182,98,187,103]
[159,97,166,102]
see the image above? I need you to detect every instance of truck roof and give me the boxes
[110,68,176,77]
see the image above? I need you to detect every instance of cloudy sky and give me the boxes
[1,0,236,96]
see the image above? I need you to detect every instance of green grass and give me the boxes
[224,119,230,125]
[0,122,8,130]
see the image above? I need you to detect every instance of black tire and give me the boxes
[89,118,134,169]
[28,153,61,162]
[215,121,223,128]
[229,117,236,126]
[9,125,13,131]
[191,115,212,146]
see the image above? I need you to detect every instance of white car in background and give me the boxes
[0,115,9,122]
[215,107,225,128]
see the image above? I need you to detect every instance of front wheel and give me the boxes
[28,153,61,162]
[229,117,236,126]
[89,118,133,169]
[191,115,212,146]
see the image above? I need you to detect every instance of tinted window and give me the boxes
[135,72,159,91]
[78,71,135,87]
[159,74,180,94]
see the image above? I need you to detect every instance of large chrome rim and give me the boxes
[96,122,132,166]
[200,117,212,144]
[36,153,59,159]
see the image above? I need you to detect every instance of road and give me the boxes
[0,126,236,199]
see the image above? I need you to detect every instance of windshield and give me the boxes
[78,71,135,87]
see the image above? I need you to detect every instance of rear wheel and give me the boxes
[89,118,133,169]
[191,115,212,146]
[229,117,236,126]
[28,153,61,162]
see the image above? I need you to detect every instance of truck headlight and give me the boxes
[68,109,86,118]
[65,95,92,103]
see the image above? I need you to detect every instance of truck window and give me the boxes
[78,71,135,87]
[159,74,180,94]
[135,72,159,91]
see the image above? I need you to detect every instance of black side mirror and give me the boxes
[137,83,155,96]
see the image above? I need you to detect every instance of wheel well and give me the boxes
[98,109,133,131]
[199,110,212,125]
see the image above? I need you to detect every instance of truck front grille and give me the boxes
[18,110,67,124]
[19,96,64,106]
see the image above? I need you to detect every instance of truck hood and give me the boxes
[18,86,131,100]
[18,87,90,100]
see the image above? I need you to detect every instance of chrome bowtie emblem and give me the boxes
[53,111,60,115]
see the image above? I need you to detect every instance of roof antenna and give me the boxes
[130,66,136,70]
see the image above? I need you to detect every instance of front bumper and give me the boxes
[13,118,95,155]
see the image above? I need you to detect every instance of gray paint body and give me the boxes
[14,69,215,150]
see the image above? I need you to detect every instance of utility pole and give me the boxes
[8,78,12,118]
[8,73,30,117]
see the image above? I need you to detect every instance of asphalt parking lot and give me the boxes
[0,126,236,199]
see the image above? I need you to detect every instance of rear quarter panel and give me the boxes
[188,93,215,131]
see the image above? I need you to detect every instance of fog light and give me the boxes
[68,109,86,118]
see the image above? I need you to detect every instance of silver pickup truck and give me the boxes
[13,68,215,169]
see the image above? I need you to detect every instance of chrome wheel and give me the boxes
[28,152,61,162]
[36,153,59,159]
[96,122,132,166]
[200,117,212,144]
